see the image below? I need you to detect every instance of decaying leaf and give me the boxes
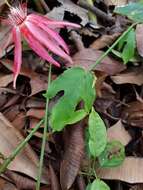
[49,164,61,190]
[122,101,143,128]
[111,67,143,86]
[107,120,131,146]
[104,0,127,6]
[97,157,143,183]
[47,0,88,25]
[60,122,85,190]
[90,33,120,50]
[71,49,126,74]
[0,0,5,6]
[0,177,18,190]
[0,113,48,183]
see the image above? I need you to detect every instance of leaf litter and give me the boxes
[0,0,143,189]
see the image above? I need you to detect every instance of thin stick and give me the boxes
[0,119,44,174]
[5,0,11,7]
[89,23,137,71]
[36,64,52,190]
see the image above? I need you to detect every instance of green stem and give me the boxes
[36,64,52,190]
[89,23,137,71]
[0,119,44,174]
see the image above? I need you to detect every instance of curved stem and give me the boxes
[36,64,52,190]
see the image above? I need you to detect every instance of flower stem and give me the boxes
[0,119,44,174]
[89,23,137,71]
[36,64,52,190]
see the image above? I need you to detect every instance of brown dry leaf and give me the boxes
[47,0,88,25]
[49,164,61,190]
[0,113,48,183]
[0,177,18,190]
[122,101,143,128]
[0,25,13,58]
[60,122,85,190]
[26,108,45,119]
[71,49,126,75]
[1,59,47,95]
[111,67,143,85]
[0,0,5,6]
[107,120,131,146]
[5,170,36,190]
[97,157,143,183]
[0,74,13,87]
[90,33,120,50]
[136,24,143,57]
[12,111,26,130]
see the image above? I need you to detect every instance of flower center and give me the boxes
[8,5,27,26]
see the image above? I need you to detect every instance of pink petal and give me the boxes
[29,18,69,54]
[27,14,80,28]
[12,27,22,88]
[20,26,60,67]
[25,21,73,64]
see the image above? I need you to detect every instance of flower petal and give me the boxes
[27,14,80,28]
[12,26,22,88]
[21,26,60,67]
[29,18,69,54]
[25,21,73,63]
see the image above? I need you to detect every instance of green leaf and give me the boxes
[86,183,92,190]
[88,108,107,157]
[45,67,96,131]
[122,28,136,64]
[98,141,125,168]
[114,2,143,22]
[91,179,110,190]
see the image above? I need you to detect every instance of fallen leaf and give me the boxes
[60,121,85,190]
[47,0,88,25]
[0,74,13,87]
[0,0,5,6]
[111,67,143,85]
[97,157,143,183]
[0,113,48,183]
[107,120,131,146]
[136,24,143,57]
[0,177,18,190]
[90,33,120,50]
[130,184,143,190]
[26,108,45,119]
[121,101,143,128]
[71,49,126,75]
[49,164,61,190]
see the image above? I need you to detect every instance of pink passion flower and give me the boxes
[5,4,80,88]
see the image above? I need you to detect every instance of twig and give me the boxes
[77,0,115,24]
[0,119,44,174]
[36,64,52,190]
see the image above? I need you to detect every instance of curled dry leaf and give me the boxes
[0,177,18,190]
[111,67,143,86]
[107,120,131,146]
[0,113,48,183]
[60,122,85,190]
[71,49,126,75]
[97,157,143,183]
[90,33,120,50]
[122,101,143,128]
[5,170,36,190]
[0,59,48,95]
[136,24,143,57]
[49,164,61,190]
